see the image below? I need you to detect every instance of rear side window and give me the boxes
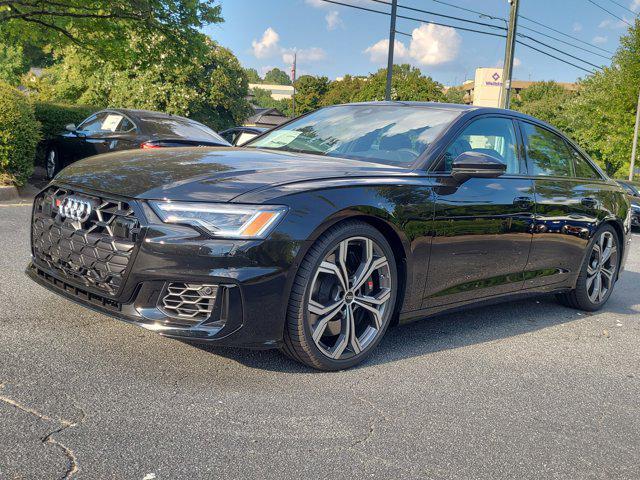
[142,117,228,144]
[78,112,109,134]
[438,117,521,174]
[521,122,574,177]
[568,143,601,179]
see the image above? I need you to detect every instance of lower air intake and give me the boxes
[160,283,217,321]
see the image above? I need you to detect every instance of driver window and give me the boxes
[439,117,520,174]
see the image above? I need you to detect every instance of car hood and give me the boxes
[55,147,412,202]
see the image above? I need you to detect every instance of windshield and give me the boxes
[247,104,460,166]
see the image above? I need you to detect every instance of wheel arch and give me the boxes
[284,209,411,329]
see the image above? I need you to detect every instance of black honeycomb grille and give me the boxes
[31,186,139,297]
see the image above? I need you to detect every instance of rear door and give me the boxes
[518,120,609,288]
[422,115,535,308]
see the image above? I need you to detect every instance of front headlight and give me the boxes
[149,201,287,239]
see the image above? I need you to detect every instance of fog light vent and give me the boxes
[160,283,217,321]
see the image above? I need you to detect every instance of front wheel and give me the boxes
[556,225,620,311]
[282,221,398,371]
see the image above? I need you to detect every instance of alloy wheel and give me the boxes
[46,150,56,178]
[307,236,392,360]
[586,230,618,303]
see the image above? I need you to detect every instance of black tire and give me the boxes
[556,224,620,311]
[282,220,398,371]
[45,147,60,180]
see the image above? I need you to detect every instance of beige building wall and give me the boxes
[472,68,504,107]
[248,83,294,100]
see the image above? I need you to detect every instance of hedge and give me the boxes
[0,82,41,186]
[34,102,97,166]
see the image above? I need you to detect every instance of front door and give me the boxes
[422,116,535,308]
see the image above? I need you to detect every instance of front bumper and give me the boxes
[27,185,306,349]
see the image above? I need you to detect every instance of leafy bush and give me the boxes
[0,82,41,186]
[34,102,96,140]
[33,101,96,165]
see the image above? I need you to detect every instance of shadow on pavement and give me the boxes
[190,269,639,372]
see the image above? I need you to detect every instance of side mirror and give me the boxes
[451,151,507,181]
[65,123,77,132]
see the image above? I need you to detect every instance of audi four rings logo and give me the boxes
[56,196,93,222]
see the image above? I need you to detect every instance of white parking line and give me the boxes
[0,203,32,208]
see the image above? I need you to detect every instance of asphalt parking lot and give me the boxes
[1,201,639,480]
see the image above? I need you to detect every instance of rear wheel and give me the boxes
[283,221,398,370]
[556,224,620,311]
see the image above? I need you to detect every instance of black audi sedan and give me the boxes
[27,102,631,370]
[44,108,230,179]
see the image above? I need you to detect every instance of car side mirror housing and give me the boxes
[451,151,507,181]
[65,123,77,132]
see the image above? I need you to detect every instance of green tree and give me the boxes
[0,43,29,85]
[511,81,574,129]
[561,20,640,176]
[263,67,292,85]
[244,68,262,84]
[0,0,223,68]
[321,75,366,106]
[443,87,466,104]
[354,64,445,102]
[32,39,252,130]
[293,75,330,114]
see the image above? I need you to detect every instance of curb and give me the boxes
[0,185,19,202]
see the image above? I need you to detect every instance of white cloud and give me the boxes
[364,38,409,64]
[592,35,608,44]
[325,10,343,30]
[408,23,461,66]
[251,27,280,59]
[282,47,327,65]
[573,22,583,32]
[631,0,640,12]
[513,57,522,67]
[364,23,460,67]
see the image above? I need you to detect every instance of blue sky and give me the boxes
[207,0,636,86]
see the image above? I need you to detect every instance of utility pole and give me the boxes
[385,0,398,101]
[500,0,520,109]
[290,51,297,117]
[630,87,640,181]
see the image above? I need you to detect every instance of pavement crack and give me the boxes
[350,422,375,448]
[0,390,85,479]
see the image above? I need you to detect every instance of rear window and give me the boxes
[142,117,228,144]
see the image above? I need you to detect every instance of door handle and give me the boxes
[513,196,534,210]
[581,197,598,208]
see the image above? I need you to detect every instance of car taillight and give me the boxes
[141,142,161,149]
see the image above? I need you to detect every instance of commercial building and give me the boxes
[453,68,579,107]
[248,83,295,100]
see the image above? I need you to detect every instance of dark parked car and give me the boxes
[616,180,640,228]
[219,126,267,146]
[45,109,230,179]
[27,102,631,370]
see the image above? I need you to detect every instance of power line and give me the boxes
[520,14,616,54]
[424,0,507,24]
[517,40,596,74]
[586,0,632,26]
[317,0,507,38]
[369,0,507,31]
[320,0,605,73]
[518,24,612,60]
[603,0,638,16]
[517,32,605,70]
